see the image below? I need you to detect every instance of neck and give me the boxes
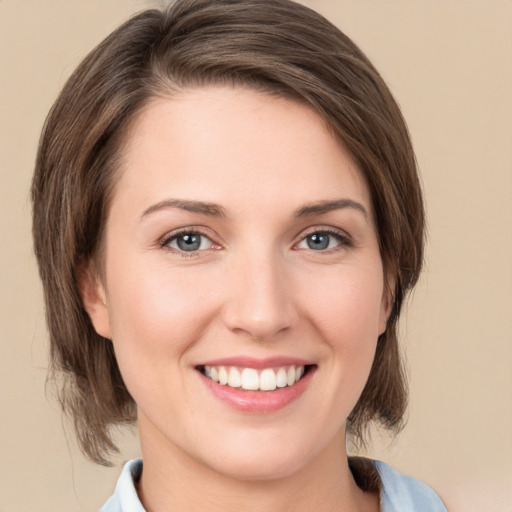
[137,420,378,512]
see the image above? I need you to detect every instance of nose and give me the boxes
[222,249,298,341]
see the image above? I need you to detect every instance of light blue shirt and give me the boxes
[101,458,447,511]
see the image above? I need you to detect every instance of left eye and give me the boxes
[166,232,213,252]
[297,231,344,251]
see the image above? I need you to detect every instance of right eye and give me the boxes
[164,232,214,253]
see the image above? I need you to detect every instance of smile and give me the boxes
[201,365,306,391]
[197,359,316,413]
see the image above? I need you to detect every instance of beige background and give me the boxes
[1,0,511,510]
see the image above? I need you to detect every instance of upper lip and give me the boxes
[196,356,314,369]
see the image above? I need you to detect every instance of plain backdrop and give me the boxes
[1,0,511,510]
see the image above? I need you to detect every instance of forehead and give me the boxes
[113,86,372,217]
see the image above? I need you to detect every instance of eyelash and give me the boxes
[160,228,217,257]
[296,228,353,252]
[159,227,352,257]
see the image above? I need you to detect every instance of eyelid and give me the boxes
[159,226,222,252]
[294,226,353,250]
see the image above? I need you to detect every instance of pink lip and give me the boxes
[197,364,316,414]
[197,356,313,369]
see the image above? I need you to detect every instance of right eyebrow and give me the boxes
[139,198,227,221]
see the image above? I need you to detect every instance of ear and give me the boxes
[378,275,395,335]
[77,261,112,339]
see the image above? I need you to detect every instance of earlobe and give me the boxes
[77,261,112,339]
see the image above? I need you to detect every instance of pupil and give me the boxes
[307,233,329,250]
[177,234,200,251]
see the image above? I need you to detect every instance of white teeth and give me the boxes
[202,364,307,391]
[228,367,241,388]
[241,368,259,390]
[276,367,287,388]
[286,366,296,386]
[260,369,277,391]
[218,366,229,385]
[209,366,219,382]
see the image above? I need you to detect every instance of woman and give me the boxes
[31,0,447,510]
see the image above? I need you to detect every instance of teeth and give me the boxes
[228,367,241,388]
[202,364,306,391]
[276,368,287,388]
[218,366,229,385]
[286,366,296,386]
[241,368,259,390]
[260,369,277,391]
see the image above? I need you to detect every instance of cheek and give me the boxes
[104,256,220,378]
[302,263,385,343]
[300,262,385,392]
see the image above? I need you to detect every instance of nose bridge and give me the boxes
[223,244,297,340]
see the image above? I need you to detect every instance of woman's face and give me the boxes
[86,86,390,480]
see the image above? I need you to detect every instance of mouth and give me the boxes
[197,364,314,392]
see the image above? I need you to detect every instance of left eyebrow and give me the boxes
[293,199,368,219]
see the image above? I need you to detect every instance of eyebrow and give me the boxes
[140,197,367,221]
[140,199,227,220]
[294,199,368,219]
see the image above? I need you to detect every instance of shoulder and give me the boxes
[373,460,448,512]
[100,459,145,512]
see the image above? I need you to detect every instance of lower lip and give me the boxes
[198,367,315,413]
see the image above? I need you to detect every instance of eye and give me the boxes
[296,230,349,251]
[165,231,214,252]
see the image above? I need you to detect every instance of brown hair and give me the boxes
[32,0,424,464]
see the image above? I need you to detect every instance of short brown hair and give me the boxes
[32,0,424,464]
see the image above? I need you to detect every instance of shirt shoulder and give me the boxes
[373,460,448,512]
[100,459,145,512]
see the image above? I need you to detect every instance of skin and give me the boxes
[82,86,390,512]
